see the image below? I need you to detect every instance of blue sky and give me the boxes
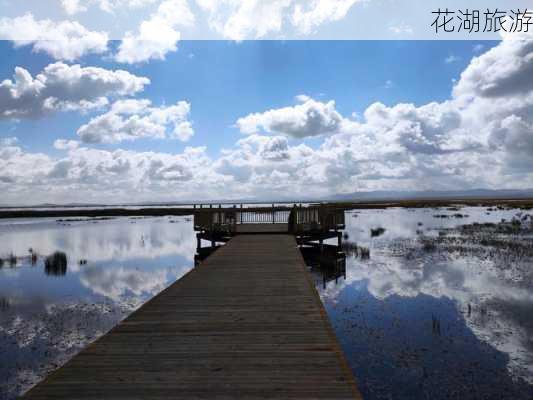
[0,0,532,204]
[0,40,489,158]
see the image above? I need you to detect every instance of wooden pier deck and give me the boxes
[234,223,288,234]
[24,234,360,399]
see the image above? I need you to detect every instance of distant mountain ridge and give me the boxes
[329,189,533,202]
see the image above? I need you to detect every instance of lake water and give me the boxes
[0,208,532,399]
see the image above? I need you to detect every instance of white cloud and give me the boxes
[60,0,87,15]
[291,0,359,35]
[77,99,194,143]
[453,37,533,99]
[0,62,149,119]
[0,141,223,204]
[54,139,80,150]
[196,0,292,40]
[220,34,533,195]
[0,14,108,61]
[115,0,194,64]
[236,97,345,138]
[2,30,533,202]
[388,23,413,35]
[196,0,360,40]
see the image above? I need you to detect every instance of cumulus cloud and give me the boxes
[237,97,345,138]
[115,0,194,64]
[291,0,359,35]
[453,37,533,99]
[0,140,224,204]
[3,31,533,202]
[196,0,361,40]
[196,0,292,40]
[225,33,533,194]
[0,62,149,119]
[77,99,193,143]
[54,139,80,150]
[61,0,87,14]
[0,14,108,61]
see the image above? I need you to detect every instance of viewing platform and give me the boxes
[194,204,346,248]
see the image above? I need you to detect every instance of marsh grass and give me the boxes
[29,248,38,265]
[8,253,17,267]
[342,241,370,259]
[431,314,442,335]
[421,238,437,252]
[370,227,386,237]
[359,246,370,259]
[45,251,67,276]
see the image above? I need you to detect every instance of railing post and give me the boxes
[272,203,275,224]
[209,204,213,231]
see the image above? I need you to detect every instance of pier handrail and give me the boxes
[194,204,345,233]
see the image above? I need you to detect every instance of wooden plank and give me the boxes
[23,234,361,400]
[235,223,289,234]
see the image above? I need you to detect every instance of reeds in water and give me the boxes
[341,241,370,260]
[370,227,386,237]
[29,248,38,265]
[7,253,17,267]
[45,251,67,276]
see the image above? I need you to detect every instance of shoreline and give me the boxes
[0,198,532,219]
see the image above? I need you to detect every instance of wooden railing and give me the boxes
[194,205,345,233]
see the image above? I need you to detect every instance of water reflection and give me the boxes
[301,244,346,289]
[1,208,532,399]
[318,207,533,399]
[0,216,196,399]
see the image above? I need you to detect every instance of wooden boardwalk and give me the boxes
[24,235,361,399]
[235,223,288,234]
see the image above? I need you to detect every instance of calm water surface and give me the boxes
[319,207,533,399]
[0,216,196,398]
[0,208,532,399]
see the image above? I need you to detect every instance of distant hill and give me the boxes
[329,189,533,202]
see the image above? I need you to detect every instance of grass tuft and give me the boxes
[45,251,67,276]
